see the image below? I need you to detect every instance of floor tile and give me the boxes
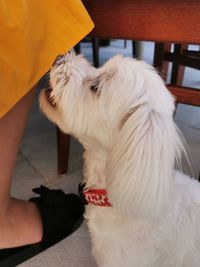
[175,104,200,127]
[21,131,83,184]
[81,40,155,66]
[18,242,71,267]
[182,67,200,89]
[18,222,97,267]
[51,170,83,194]
[23,108,55,142]
[11,153,44,199]
[21,131,58,183]
[193,123,200,130]
[61,222,97,267]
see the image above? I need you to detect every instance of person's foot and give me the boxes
[0,187,84,267]
[0,198,43,249]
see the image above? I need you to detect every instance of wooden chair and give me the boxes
[57,0,200,174]
[154,43,200,85]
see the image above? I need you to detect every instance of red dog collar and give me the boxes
[79,183,112,207]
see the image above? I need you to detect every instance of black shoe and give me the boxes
[0,186,85,267]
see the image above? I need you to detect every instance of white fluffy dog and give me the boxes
[40,52,200,267]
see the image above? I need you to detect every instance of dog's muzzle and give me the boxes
[45,88,56,108]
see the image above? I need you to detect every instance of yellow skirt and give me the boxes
[0,0,94,118]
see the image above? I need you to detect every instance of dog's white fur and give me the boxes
[40,52,200,267]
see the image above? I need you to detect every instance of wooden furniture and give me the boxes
[154,43,200,86]
[57,0,200,174]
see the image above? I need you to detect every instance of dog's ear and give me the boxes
[106,104,182,221]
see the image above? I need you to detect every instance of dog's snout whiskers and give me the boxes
[45,87,56,108]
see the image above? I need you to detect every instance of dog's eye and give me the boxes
[90,79,99,93]
[90,84,98,92]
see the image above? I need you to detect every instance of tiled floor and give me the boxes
[11,40,200,266]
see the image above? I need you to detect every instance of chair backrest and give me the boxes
[84,0,200,106]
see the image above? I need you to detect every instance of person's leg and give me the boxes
[0,86,43,249]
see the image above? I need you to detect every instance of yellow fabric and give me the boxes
[0,0,94,118]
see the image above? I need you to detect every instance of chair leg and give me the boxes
[124,40,127,48]
[153,42,171,82]
[170,44,188,85]
[132,41,136,58]
[56,127,71,175]
[92,37,100,67]
[74,43,81,54]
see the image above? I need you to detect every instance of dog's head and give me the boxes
[40,52,184,220]
[40,52,174,146]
